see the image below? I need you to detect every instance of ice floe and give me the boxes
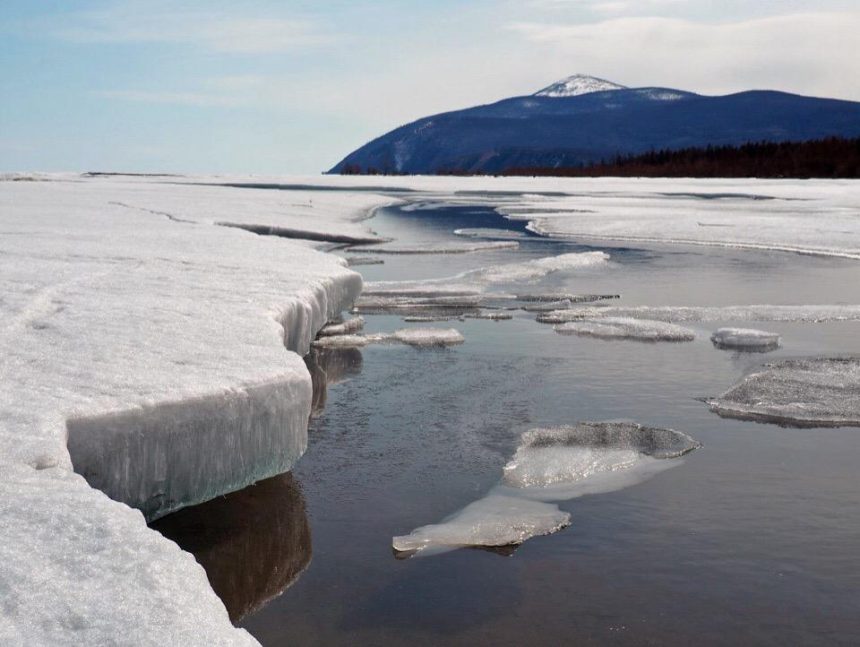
[393,422,699,556]
[554,317,696,342]
[537,304,860,324]
[348,241,519,254]
[453,228,531,240]
[311,334,371,348]
[707,357,860,427]
[711,327,781,351]
[393,328,465,347]
[319,316,365,336]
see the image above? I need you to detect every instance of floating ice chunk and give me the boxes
[362,286,481,298]
[319,317,365,337]
[503,446,641,488]
[394,421,699,556]
[554,317,696,342]
[348,241,519,254]
[538,304,860,324]
[311,334,370,348]
[402,315,458,322]
[463,252,610,285]
[521,299,574,312]
[346,256,384,266]
[465,312,514,321]
[392,495,570,554]
[707,357,860,428]
[513,423,702,461]
[453,228,530,240]
[711,327,781,351]
[516,293,619,303]
[393,328,465,347]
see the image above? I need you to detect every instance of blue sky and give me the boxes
[2,0,858,174]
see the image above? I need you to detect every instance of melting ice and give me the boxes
[393,422,700,556]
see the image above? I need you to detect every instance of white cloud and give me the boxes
[507,12,860,98]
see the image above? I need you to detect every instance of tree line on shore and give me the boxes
[502,137,860,179]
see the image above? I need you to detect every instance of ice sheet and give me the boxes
[554,317,696,342]
[707,357,860,427]
[0,175,385,644]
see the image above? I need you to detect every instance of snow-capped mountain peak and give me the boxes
[534,74,626,98]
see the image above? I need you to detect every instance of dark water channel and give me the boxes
[160,199,860,645]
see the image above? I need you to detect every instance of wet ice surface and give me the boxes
[347,240,519,254]
[708,357,860,427]
[240,200,860,646]
[538,304,860,324]
[711,327,781,351]
[554,317,696,342]
[393,422,698,556]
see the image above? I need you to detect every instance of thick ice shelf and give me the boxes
[707,357,860,427]
[0,176,379,644]
[393,422,699,556]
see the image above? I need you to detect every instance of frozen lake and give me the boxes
[159,197,860,645]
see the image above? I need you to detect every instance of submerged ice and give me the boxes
[393,422,699,556]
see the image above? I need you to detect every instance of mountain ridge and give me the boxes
[330,76,860,175]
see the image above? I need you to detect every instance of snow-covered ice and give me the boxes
[393,422,699,556]
[393,328,465,347]
[707,357,860,427]
[711,327,781,351]
[554,317,696,342]
[538,304,860,324]
[0,175,388,644]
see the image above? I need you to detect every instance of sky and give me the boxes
[2,0,858,174]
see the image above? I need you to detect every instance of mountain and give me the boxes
[329,75,860,175]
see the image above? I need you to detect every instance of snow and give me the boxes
[711,327,781,351]
[538,304,860,324]
[0,175,388,645]
[393,422,699,556]
[534,74,627,98]
[554,317,696,342]
[707,358,860,428]
[0,463,258,646]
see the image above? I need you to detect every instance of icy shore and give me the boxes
[0,175,389,645]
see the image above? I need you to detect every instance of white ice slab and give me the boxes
[554,317,696,342]
[711,327,781,351]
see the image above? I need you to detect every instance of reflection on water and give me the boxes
[305,346,363,417]
[151,466,311,623]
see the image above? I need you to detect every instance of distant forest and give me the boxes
[502,137,860,179]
